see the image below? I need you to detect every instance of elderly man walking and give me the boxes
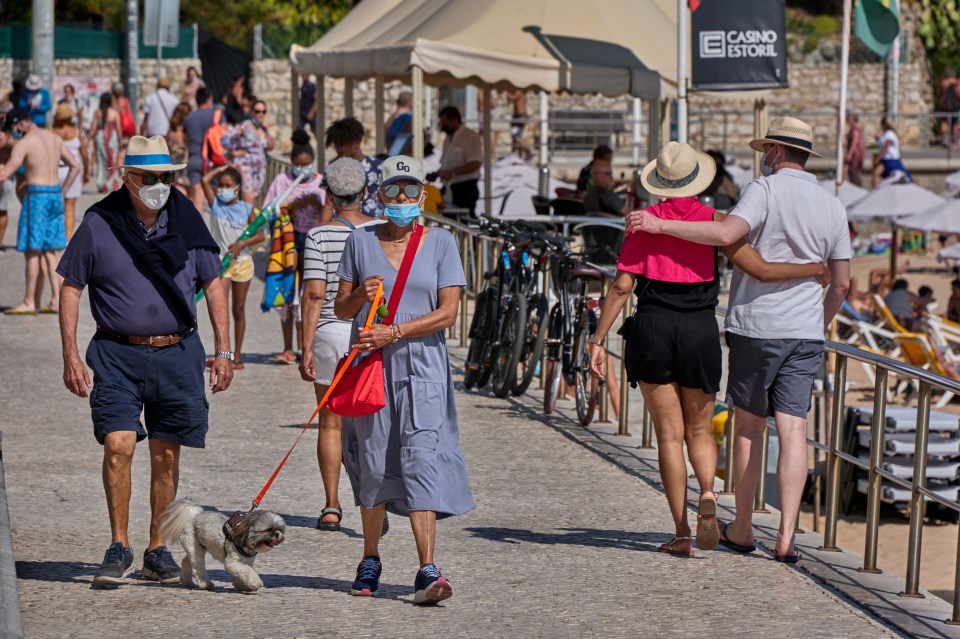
[627,117,851,562]
[0,107,80,314]
[57,135,234,585]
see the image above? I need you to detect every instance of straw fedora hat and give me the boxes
[53,103,74,123]
[640,141,716,199]
[749,116,823,158]
[119,135,186,171]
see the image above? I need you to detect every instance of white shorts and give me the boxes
[0,178,14,213]
[313,321,352,385]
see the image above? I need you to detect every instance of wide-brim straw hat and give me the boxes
[749,116,823,158]
[640,141,716,199]
[53,103,74,123]
[118,135,186,171]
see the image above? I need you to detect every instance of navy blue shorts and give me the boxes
[85,330,209,447]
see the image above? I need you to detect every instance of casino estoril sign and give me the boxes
[700,30,778,59]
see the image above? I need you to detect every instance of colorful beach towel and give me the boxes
[261,207,297,312]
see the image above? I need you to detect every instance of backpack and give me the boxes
[202,109,228,172]
[118,98,136,138]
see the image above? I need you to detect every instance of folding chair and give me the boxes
[872,294,912,334]
[894,332,957,408]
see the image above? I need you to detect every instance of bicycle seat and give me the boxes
[568,265,605,281]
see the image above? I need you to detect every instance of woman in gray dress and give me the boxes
[334,155,473,605]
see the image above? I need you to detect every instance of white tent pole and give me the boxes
[676,0,689,144]
[632,97,642,166]
[424,84,433,137]
[483,83,493,216]
[344,78,355,118]
[539,91,548,167]
[316,75,326,170]
[412,65,424,164]
[375,74,385,155]
[835,0,851,195]
[892,31,901,126]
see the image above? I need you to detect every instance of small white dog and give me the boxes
[160,500,285,593]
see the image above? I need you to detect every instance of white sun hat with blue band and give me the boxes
[749,116,823,158]
[118,135,186,171]
[640,141,716,199]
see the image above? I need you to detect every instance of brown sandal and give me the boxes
[658,536,694,557]
[696,494,719,551]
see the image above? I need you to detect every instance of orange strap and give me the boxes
[250,283,383,509]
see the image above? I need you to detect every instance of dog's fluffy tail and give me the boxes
[159,499,203,542]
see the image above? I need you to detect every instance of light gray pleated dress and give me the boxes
[336,225,474,519]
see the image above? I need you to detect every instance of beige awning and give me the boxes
[290,0,680,99]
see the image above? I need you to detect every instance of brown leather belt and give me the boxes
[127,334,184,346]
[97,327,193,347]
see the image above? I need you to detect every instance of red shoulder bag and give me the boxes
[327,225,424,417]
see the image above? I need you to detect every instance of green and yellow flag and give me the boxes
[853,0,900,58]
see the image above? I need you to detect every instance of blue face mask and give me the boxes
[11,130,23,141]
[292,165,314,179]
[216,187,238,203]
[383,202,421,227]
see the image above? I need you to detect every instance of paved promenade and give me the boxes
[0,193,949,638]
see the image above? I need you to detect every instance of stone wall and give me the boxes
[0,58,201,113]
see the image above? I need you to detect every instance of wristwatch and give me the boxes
[215,351,235,363]
[589,336,606,347]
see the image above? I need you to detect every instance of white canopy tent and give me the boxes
[289,0,680,212]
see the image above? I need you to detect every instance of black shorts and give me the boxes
[622,305,721,393]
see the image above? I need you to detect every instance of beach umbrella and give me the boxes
[899,197,960,235]
[846,182,947,275]
[938,243,960,262]
[818,179,869,209]
[947,170,960,194]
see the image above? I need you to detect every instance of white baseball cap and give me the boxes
[381,155,424,186]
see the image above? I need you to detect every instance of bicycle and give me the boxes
[542,243,604,426]
[463,218,528,397]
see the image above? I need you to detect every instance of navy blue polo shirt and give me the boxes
[57,209,222,336]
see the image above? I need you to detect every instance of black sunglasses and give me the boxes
[382,183,422,199]
[129,171,175,186]
[252,109,266,114]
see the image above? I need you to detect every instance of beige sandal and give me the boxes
[658,536,694,557]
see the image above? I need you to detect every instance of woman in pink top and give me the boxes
[262,129,326,363]
[588,142,828,557]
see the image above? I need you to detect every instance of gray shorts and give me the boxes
[725,332,824,419]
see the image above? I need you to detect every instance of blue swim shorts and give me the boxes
[85,330,209,448]
[17,184,65,252]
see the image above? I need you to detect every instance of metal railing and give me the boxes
[263,153,960,622]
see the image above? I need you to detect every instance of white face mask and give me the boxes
[134,182,171,210]
[760,149,776,177]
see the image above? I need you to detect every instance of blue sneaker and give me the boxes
[413,563,452,605]
[92,542,134,585]
[351,556,382,596]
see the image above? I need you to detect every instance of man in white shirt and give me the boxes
[627,117,851,563]
[433,106,482,216]
[141,77,180,138]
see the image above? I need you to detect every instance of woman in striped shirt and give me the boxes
[300,157,381,532]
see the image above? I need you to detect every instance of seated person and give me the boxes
[577,144,613,193]
[583,159,629,216]
[947,279,960,323]
[917,285,936,315]
[700,149,740,210]
[884,278,917,327]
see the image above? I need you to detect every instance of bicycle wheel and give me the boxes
[511,292,548,396]
[542,304,564,414]
[490,294,527,398]
[574,308,599,426]
[464,289,495,389]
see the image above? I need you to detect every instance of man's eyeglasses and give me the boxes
[382,183,422,199]
[129,171,175,186]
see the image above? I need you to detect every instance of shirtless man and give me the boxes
[506,89,533,161]
[0,107,80,314]
[0,125,14,248]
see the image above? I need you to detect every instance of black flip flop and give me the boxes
[773,549,802,564]
[718,522,756,554]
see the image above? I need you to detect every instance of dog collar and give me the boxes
[222,518,258,558]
